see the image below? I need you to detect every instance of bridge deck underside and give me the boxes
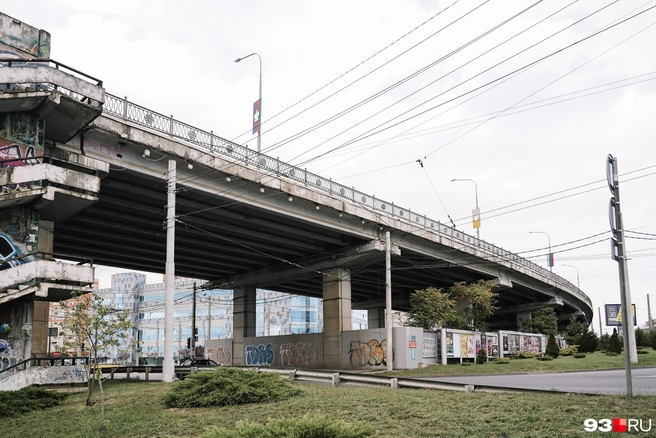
[52,168,582,328]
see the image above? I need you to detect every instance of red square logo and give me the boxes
[613,418,627,433]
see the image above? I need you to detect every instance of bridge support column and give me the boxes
[367,308,385,329]
[516,310,532,331]
[323,268,351,369]
[31,220,55,357]
[232,286,256,366]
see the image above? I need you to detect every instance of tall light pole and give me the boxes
[235,52,262,153]
[451,178,480,239]
[562,264,580,289]
[529,231,552,272]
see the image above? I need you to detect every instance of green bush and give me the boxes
[164,367,301,408]
[203,416,373,438]
[637,349,649,355]
[574,353,587,358]
[608,329,622,354]
[559,345,578,356]
[605,352,618,356]
[492,358,510,364]
[536,356,553,361]
[476,349,487,364]
[0,387,67,418]
[546,334,559,358]
[578,330,599,353]
[516,351,536,359]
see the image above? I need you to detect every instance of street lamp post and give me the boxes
[234,53,262,153]
[451,178,479,239]
[562,264,580,289]
[529,231,552,272]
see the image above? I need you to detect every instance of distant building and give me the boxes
[52,272,368,363]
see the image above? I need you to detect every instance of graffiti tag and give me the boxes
[207,347,232,366]
[54,367,87,382]
[280,342,316,367]
[348,339,392,368]
[0,142,41,168]
[245,343,274,366]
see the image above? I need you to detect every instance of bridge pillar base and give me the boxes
[367,307,385,329]
[232,286,256,366]
[323,268,351,369]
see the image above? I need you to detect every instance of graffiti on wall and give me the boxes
[245,343,274,366]
[348,339,392,368]
[53,367,86,382]
[0,355,23,372]
[0,141,41,168]
[206,347,232,366]
[0,14,51,58]
[280,342,316,367]
[0,208,38,271]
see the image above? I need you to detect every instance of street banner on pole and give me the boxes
[252,99,261,134]
[472,208,481,229]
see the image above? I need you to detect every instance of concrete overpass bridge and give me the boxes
[0,20,592,367]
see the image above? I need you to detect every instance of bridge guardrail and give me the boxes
[102,93,592,310]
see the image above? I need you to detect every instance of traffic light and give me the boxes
[186,337,191,349]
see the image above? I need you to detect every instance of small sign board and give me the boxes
[49,327,58,337]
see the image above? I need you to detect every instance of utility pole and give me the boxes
[191,281,197,357]
[207,296,212,341]
[162,160,176,383]
[648,294,653,332]
[598,307,603,337]
[607,154,636,397]
[385,230,393,372]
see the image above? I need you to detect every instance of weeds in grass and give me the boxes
[203,415,373,438]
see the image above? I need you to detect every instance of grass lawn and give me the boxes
[381,349,656,378]
[5,379,656,438]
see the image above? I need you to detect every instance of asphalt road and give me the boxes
[420,367,656,395]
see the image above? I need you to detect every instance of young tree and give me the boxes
[60,292,133,422]
[447,280,498,332]
[522,308,558,336]
[599,333,610,351]
[406,287,455,330]
[649,330,656,350]
[546,333,560,358]
[608,328,623,354]
[565,316,586,345]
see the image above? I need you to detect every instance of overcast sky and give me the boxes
[4,0,655,333]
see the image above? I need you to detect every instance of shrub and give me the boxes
[476,349,487,364]
[634,328,647,347]
[516,351,536,359]
[493,358,510,364]
[574,353,587,358]
[608,329,622,354]
[559,345,578,356]
[536,356,553,361]
[578,330,599,353]
[203,416,373,438]
[637,349,649,355]
[0,387,67,418]
[164,367,301,408]
[546,334,559,358]
[605,352,618,356]
[650,330,656,350]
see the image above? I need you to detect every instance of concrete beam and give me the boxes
[494,298,564,315]
[209,240,400,288]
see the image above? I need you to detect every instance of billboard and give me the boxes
[605,304,636,326]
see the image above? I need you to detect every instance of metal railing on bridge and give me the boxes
[99,93,591,309]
